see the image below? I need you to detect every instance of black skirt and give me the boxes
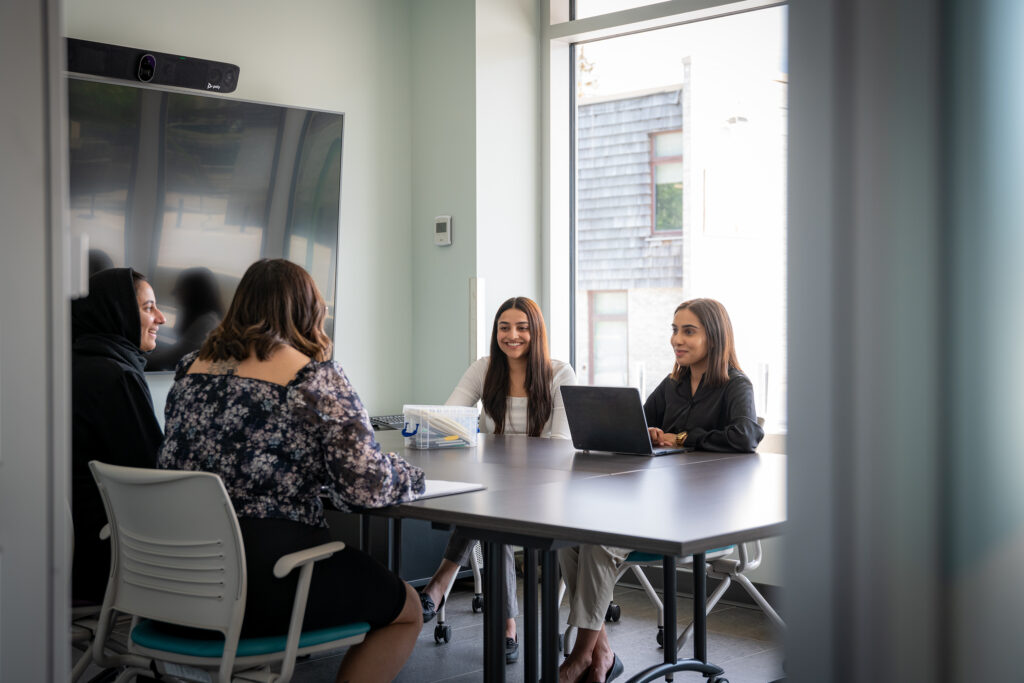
[238,517,407,637]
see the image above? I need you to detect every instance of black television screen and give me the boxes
[67,75,343,369]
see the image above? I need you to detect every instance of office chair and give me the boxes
[87,461,370,683]
[602,542,784,652]
[433,540,484,643]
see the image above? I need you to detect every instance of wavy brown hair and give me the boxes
[670,298,740,387]
[198,259,332,362]
[482,297,553,437]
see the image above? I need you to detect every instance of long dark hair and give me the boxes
[199,259,332,362]
[670,298,740,387]
[481,297,553,437]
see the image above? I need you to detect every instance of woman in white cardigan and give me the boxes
[419,296,576,665]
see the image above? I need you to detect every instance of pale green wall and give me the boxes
[409,0,479,403]
[68,0,544,411]
[409,0,543,403]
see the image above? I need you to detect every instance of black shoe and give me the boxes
[420,592,444,623]
[505,636,519,664]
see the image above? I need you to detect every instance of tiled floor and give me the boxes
[74,578,784,682]
[292,578,785,682]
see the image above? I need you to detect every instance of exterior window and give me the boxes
[570,5,788,430]
[652,130,683,233]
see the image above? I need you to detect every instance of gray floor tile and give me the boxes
[74,578,784,682]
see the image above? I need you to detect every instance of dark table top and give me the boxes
[373,431,786,555]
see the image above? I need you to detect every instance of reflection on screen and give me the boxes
[67,77,343,366]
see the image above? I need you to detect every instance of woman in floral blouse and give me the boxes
[158,259,425,682]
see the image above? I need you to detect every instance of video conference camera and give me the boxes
[67,38,239,94]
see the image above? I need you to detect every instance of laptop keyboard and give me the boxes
[369,414,405,431]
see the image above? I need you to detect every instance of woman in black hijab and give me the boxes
[71,267,166,603]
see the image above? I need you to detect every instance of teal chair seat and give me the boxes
[624,547,734,563]
[132,619,371,658]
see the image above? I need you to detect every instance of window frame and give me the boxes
[540,0,783,367]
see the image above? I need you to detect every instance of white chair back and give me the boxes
[89,461,246,651]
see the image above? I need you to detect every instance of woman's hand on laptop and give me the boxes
[649,428,679,447]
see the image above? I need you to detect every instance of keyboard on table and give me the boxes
[369,414,406,431]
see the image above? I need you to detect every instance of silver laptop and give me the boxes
[560,385,690,456]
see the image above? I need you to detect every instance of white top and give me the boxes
[445,357,577,439]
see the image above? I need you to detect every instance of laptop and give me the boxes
[560,385,690,456]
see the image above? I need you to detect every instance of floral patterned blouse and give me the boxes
[158,351,425,527]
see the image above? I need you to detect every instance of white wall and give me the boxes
[66,0,417,413]
[476,0,543,317]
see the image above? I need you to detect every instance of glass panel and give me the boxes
[653,131,682,158]
[593,290,628,315]
[573,6,788,429]
[592,319,629,385]
[654,162,683,232]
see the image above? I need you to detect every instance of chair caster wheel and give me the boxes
[656,627,664,647]
[434,623,452,643]
[605,603,621,622]
[472,594,484,613]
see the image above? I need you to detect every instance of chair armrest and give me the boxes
[273,541,346,578]
[274,540,347,683]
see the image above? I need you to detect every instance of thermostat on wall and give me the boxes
[434,215,452,246]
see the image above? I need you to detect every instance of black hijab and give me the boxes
[71,267,163,603]
[71,267,146,374]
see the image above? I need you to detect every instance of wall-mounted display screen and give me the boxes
[67,75,344,370]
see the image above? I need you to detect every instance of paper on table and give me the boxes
[417,479,486,500]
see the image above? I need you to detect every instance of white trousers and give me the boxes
[444,530,518,618]
[558,543,632,631]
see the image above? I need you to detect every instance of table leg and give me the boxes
[691,551,706,664]
[360,514,370,553]
[388,518,403,573]
[540,549,559,682]
[665,554,678,676]
[524,547,538,683]
[483,540,507,682]
[624,553,723,683]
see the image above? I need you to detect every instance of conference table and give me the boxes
[369,430,786,683]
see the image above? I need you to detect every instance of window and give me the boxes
[652,130,683,233]
[566,3,788,430]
